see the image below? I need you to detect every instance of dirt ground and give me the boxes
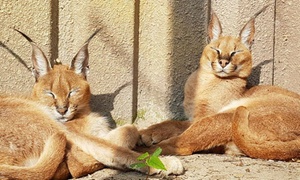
[77,154,300,180]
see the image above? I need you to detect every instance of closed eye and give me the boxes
[210,47,221,55]
[45,90,56,99]
[68,88,79,98]
[230,50,243,57]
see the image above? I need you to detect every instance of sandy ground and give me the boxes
[76,154,300,180]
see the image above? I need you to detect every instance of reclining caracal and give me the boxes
[0,30,183,179]
[138,7,300,160]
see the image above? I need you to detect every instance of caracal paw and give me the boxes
[149,156,184,176]
[138,128,173,147]
[138,121,190,147]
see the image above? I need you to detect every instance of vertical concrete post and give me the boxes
[136,1,209,127]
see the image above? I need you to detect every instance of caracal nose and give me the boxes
[219,59,229,68]
[56,106,68,115]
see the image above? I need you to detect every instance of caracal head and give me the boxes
[16,29,99,123]
[200,12,257,79]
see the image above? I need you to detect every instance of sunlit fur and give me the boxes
[31,64,91,123]
[206,36,252,79]
[138,9,300,161]
[0,31,184,180]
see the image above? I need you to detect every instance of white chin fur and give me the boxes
[216,72,228,77]
[50,109,74,123]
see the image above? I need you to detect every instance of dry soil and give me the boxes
[77,154,300,180]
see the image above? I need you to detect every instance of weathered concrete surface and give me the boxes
[135,0,208,127]
[58,0,135,125]
[274,0,300,93]
[0,0,52,96]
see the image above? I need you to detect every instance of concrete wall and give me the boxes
[273,0,300,92]
[1,1,300,127]
[58,0,135,125]
[136,1,208,127]
[0,0,52,95]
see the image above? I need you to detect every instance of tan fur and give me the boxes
[0,30,184,179]
[0,96,67,180]
[137,8,300,160]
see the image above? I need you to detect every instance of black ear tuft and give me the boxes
[15,29,51,81]
[239,4,272,49]
[70,29,100,79]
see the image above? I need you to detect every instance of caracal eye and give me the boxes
[45,90,56,99]
[68,88,79,98]
[230,50,243,57]
[230,51,236,57]
[210,47,221,55]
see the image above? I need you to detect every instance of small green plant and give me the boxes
[130,147,166,179]
[136,109,147,121]
[115,119,127,126]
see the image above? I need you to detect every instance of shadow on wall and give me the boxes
[87,8,136,123]
[169,1,209,120]
[247,59,273,88]
[90,82,131,128]
[0,41,31,72]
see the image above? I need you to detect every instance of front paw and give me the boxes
[149,156,184,176]
[138,129,164,147]
[138,120,191,147]
[138,125,176,147]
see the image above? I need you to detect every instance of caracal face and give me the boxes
[203,36,253,79]
[31,64,91,122]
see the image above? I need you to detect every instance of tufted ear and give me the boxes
[70,43,89,78]
[15,29,51,81]
[70,29,100,79]
[208,12,223,42]
[239,4,271,49]
[239,18,255,49]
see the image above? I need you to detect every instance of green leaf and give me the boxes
[130,162,147,169]
[137,152,150,161]
[152,147,162,157]
[146,155,167,171]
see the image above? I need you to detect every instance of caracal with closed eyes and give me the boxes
[138,6,300,160]
[0,30,184,180]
